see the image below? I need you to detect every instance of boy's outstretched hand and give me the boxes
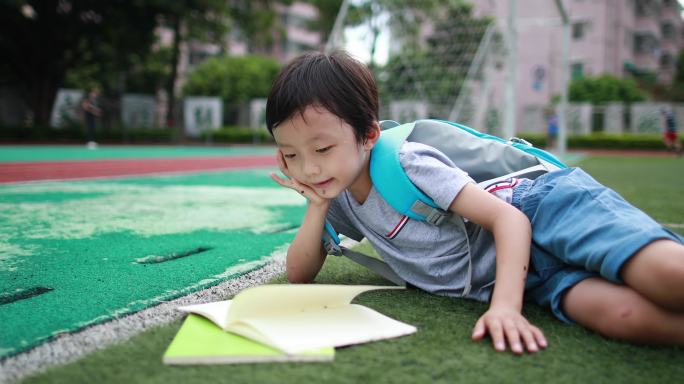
[471,305,547,355]
[270,150,330,207]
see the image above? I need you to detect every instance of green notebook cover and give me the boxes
[163,314,335,365]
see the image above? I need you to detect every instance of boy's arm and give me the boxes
[270,150,330,283]
[284,200,330,283]
[448,183,547,354]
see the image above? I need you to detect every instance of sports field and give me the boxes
[1,146,683,383]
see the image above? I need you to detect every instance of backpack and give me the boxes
[322,119,567,291]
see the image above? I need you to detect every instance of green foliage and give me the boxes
[0,125,174,143]
[0,1,169,124]
[567,133,679,150]
[64,46,173,94]
[182,55,280,103]
[375,1,490,116]
[665,49,684,101]
[516,132,681,150]
[568,75,646,104]
[0,124,274,144]
[309,0,345,43]
[228,0,291,52]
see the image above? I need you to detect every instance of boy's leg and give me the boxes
[562,277,684,345]
[620,239,684,312]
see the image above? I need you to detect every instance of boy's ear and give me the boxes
[363,122,381,150]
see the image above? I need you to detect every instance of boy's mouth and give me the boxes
[312,178,333,189]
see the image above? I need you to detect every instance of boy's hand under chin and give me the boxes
[270,150,331,207]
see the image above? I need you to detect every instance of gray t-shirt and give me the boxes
[326,141,497,302]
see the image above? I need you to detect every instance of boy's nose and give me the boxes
[303,161,321,177]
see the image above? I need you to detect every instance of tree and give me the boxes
[182,55,280,103]
[341,0,449,68]
[228,0,291,54]
[0,1,165,126]
[160,0,287,132]
[569,75,646,104]
[373,1,493,117]
[668,49,684,101]
[309,0,344,46]
[157,0,232,131]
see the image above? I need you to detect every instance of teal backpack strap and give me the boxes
[370,122,450,225]
[369,121,473,296]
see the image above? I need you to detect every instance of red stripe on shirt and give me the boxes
[386,215,409,239]
[485,178,519,194]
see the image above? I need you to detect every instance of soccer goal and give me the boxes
[326,0,571,154]
[326,0,507,136]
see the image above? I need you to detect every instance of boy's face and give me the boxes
[273,105,376,199]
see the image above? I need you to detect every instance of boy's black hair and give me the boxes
[266,51,378,143]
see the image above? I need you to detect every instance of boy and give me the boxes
[267,51,684,354]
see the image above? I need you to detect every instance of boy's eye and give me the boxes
[283,153,296,159]
[316,146,332,153]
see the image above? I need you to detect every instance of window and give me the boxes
[633,34,658,55]
[662,23,675,40]
[571,62,584,80]
[189,50,212,66]
[572,22,588,40]
[660,52,674,69]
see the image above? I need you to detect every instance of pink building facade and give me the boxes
[470,0,684,133]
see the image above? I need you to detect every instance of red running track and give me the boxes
[0,156,276,183]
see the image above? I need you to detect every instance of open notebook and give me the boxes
[163,314,334,365]
[164,284,416,363]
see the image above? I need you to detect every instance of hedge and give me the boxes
[0,125,274,144]
[0,125,175,143]
[516,133,681,150]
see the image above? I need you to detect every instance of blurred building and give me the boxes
[467,0,684,132]
[157,1,321,98]
[472,0,684,83]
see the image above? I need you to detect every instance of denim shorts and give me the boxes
[511,168,684,324]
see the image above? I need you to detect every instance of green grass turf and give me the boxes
[578,156,684,230]
[0,169,304,358]
[0,145,275,162]
[20,155,684,383]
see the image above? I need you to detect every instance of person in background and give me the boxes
[661,107,682,156]
[545,107,558,151]
[81,87,102,149]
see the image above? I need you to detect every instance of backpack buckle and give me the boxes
[508,137,533,147]
[324,237,343,256]
[425,209,450,226]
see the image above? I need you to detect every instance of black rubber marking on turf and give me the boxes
[1,286,53,305]
[134,247,213,264]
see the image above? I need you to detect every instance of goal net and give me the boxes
[326,0,508,136]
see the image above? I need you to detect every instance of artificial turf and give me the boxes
[0,145,274,162]
[18,155,684,383]
[0,169,305,358]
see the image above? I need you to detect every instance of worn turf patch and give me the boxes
[0,168,305,358]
